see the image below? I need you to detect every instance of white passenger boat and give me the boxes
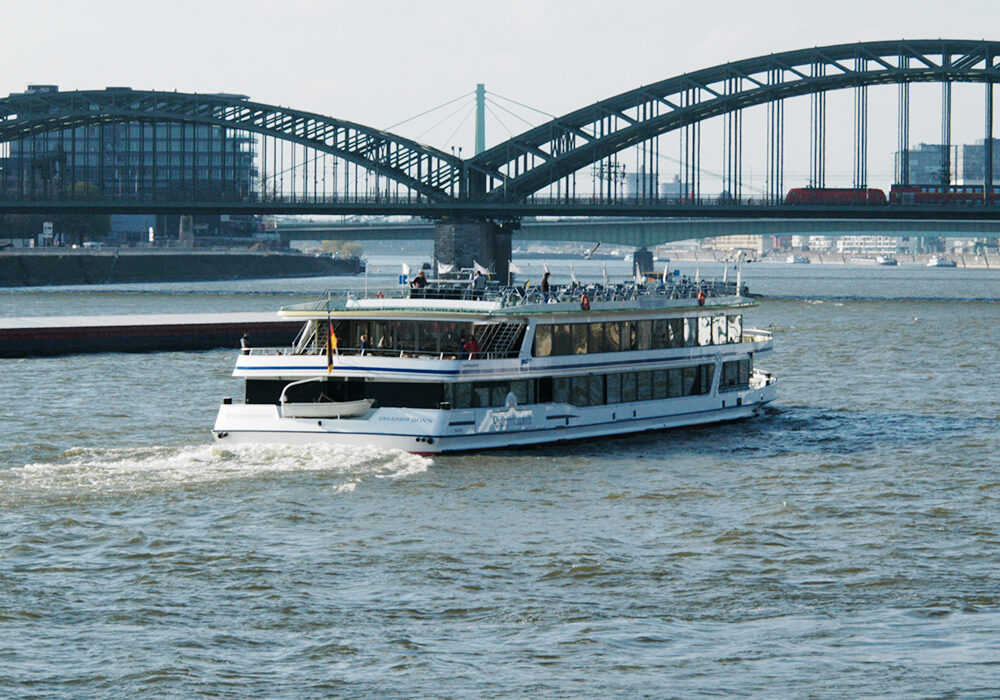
[213,278,777,454]
[876,255,898,266]
[926,255,957,268]
[786,255,810,264]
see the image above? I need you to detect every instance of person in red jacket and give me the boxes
[461,333,481,359]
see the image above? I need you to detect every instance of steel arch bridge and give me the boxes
[1,38,1000,218]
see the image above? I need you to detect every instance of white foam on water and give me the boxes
[11,442,432,495]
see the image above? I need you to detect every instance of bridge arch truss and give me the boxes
[468,39,1000,202]
[0,89,463,203]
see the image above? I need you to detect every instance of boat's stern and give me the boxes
[212,400,450,454]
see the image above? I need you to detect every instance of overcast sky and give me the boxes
[4,0,1000,191]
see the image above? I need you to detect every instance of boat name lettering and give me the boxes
[487,407,534,431]
[374,415,433,424]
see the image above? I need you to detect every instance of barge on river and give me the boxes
[213,278,776,454]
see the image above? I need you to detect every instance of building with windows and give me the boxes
[0,85,259,240]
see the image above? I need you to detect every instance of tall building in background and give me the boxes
[895,139,1000,186]
[0,85,259,240]
[955,139,1000,185]
[896,143,954,185]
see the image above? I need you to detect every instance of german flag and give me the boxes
[326,320,337,371]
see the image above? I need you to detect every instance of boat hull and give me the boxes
[213,382,777,455]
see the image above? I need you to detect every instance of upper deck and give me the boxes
[279,277,754,322]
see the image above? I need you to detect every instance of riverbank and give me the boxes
[0,249,364,287]
[666,250,1000,268]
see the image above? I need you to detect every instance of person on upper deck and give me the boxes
[410,270,427,289]
[460,332,481,359]
[541,271,551,302]
[472,270,486,298]
[359,334,369,353]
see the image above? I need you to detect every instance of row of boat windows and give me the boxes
[533,316,743,357]
[447,359,750,408]
[447,365,715,409]
[247,360,752,411]
[323,320,477,353]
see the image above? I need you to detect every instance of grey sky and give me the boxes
[4,0,999,191]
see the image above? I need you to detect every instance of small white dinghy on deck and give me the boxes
[278,377,375,418]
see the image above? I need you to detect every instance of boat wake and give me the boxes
[9,442,431,496]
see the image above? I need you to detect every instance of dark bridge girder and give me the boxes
[0,89,463,201]
[467,39,1000,201]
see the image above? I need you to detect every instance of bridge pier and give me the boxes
[434,219,515,282]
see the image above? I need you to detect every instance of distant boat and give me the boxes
[876,255,898,266]
[927,256,957,268]
[786,255,810,264]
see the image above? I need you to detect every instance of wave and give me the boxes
[8,442,430,496]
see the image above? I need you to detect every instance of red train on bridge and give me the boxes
[785,187,887,205]
[785,185,1000,205]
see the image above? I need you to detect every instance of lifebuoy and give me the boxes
[580,293,591,310]
[697,290,706,306]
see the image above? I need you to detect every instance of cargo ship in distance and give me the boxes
[213,275,777,454]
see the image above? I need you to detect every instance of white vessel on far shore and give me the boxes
[213,275,777,454]
[927,256,957,268]
[786,255,810,264]
[876,255,898,266]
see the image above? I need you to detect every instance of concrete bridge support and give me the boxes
[434,219,514,282]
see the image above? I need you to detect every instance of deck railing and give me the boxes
[284,278,749,314]
[247,346,520,361]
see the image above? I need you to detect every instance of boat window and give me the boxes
[719,360,749,392]
[439,322,464,354]
[553,377,570,403]
[621,321,637,351]
[552,324,572,356]
[588,322,605,354]
[667,368,683,397]
[589,374,604,406]
[727,315,742,343]
[712,316,727,345]
[637,321,652,351]
[491,382,511,406]
[354,321,371,349]
[606,322,621,353]
[653,369,668,399]
[700,364,714,394]
[453,381,472,409]
[417,322,437,353]
[698,317,713,346]
[373,321,394,350]
[472,383,491,408]
[637,371,653,401]
[538,376,553,403]
[652,319,669,349]
[684,318,698,346]
[397,321,416,353]
[606,373,621,403]
[510,380,530,405]
[572,323,588,355]
[621,372,638,402]
[534,325,553,357]
[682,366,698,395]
[571,375,589,406]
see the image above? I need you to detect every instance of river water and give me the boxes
[2,260,999,697]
